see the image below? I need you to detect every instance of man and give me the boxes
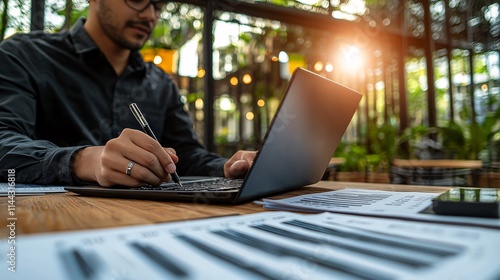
[0,0,255,187]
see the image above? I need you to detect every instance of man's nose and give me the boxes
[138,3,157,20]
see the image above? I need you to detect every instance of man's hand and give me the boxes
[72,128,178,187]
[224,150,257,178]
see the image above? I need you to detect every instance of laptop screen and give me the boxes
[235,68,361,202]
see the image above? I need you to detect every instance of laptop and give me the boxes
[65,68,362,204]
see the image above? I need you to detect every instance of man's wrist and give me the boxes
[71,146,100,184]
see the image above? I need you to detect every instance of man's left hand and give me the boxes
[224,150,256,178]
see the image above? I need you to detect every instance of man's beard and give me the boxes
[97,3,150,50]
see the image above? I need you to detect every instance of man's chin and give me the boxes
[129,37,149,51]
[121,40,147,51]
[129,44,144,51]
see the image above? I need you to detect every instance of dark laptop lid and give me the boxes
[234,67,361,202]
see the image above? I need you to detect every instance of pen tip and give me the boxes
[172,172,182,187]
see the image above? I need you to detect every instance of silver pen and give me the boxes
[129,103,183,187]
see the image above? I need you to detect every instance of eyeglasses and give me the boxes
[124,0,168,18]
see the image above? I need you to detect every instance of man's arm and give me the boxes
[0,36,85,185]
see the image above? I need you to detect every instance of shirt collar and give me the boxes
[69,18,99,54]
[69,18,146,73]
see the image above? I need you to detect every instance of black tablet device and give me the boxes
[432,188,500,218]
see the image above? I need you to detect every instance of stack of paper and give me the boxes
[259,188,500,229]
[1,211,499,279]
[0,183,66,196]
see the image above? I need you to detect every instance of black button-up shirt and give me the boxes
[0,19,226,185]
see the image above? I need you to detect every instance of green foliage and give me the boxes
[145,19,196,50]
[469,106,500,161]
[473,54,488,75]
[437,106,500,161]
[186,92,203,103]
[336,144,367,172]
[366,154,382,172]
[468,122,485,160]
[367,118,398,171]
[398,125,437,159]
[439,121,466,159]
[1,0,31,40]
[238,32,253,43]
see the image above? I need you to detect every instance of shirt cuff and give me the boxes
[43,145,90,185]
[207,158,227,177]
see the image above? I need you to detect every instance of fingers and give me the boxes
[164,148,179,163]
[128,130,177,174]
[99,160,157,188]
[224,150,257,178]
[227,160,250,178]
[114,157,172,186]
[97,129,177,187]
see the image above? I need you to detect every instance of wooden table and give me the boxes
[392,159,483,186]
[392,159,483,169]
[0,181,450,238]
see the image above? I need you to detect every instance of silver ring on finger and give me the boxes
[125,160,135,176]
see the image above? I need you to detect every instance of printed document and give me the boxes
[259,188,500,229]
[1,211,499,280]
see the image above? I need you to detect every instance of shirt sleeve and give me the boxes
[0,37,85,185]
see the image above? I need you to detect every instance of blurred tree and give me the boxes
[0,0,9,42]
[46,0,88,32]
[0,0,35,41]
[62,0,72,30]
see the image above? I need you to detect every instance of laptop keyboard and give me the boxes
[136,178,243,192]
